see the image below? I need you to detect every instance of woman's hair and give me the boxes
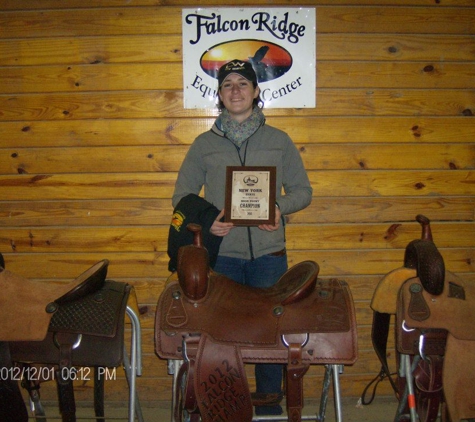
[217,81,264,112]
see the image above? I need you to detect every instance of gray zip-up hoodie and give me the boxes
[172,119,312,260]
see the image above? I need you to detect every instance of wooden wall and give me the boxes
[1,0,474,409]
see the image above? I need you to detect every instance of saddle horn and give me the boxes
[177,224,210,302]
[404,215,445,296]
[416,214,433,242]
[187,223,204,247]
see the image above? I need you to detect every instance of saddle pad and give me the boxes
[156,276,358,365]
[399,272,475,341]
[0,262,106,342]
[49,281,126,337]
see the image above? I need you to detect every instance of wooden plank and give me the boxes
[0,146,189,173]
[301,143,475,170]
[0,8,183,38]
[2,62,475,94]
[1,89,474,120]
[0,63,183,94]
[290,197,475,223]
[0,223,473,253]
[0,173,178,200]
[286,222,475,249]
[1,7,474,38]
[2,0,474,10]
[316,6,475,34]
[317,62,475,89]
[308,170,475,197]
[1,34,474,66]
[1,143,473,174]
[0,199,174,226]
[317,34,475,62]
[1,117,475,147]
[0,35,183,66]
[0,197,473,228]
[0,170,473,200]
[1,249,473,279]
[284,248,475,276]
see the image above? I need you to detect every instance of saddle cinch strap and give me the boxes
[156,224,358,422]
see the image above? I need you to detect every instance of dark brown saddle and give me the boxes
[0,254,130,422]
[155,224,358,422]
[369,215,475,422]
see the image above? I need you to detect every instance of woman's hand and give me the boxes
[210,209,234,237]
[258,206,281,232]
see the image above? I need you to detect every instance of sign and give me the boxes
[225,166,276,226]
[182,8,316,109]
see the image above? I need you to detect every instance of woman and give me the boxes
[172,59,313,417]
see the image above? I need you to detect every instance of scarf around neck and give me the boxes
[220,106,265,148]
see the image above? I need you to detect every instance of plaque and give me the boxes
[225,166,276,226]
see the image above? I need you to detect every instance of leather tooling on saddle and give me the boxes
[368,214,475,422]
[155,224,358,422]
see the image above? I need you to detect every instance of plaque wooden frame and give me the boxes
[224,166,276,226]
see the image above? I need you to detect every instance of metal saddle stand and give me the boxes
[167,359,345,422]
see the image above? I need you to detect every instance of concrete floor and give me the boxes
[35,396,400,421]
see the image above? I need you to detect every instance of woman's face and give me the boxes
[218,74,260,123]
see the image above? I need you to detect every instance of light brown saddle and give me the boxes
[155,224,358,422]
[369,215,475,422]
[398,273,475,422]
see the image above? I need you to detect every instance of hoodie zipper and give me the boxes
[230,139,255,261]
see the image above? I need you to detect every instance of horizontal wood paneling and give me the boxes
[0,223,474,253]
[1,0,474,408]
[2,117,475,147]
[2,34,474,67]
[1,143,473,173]
[2,62,475,93]
[0,170,473,200]
[1,89,475,119]
[1,7,474,38]
[1,249,473,280]
[0,197,473,227]
[2,0,475,10]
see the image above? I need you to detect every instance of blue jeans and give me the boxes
[213,253,288,416]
